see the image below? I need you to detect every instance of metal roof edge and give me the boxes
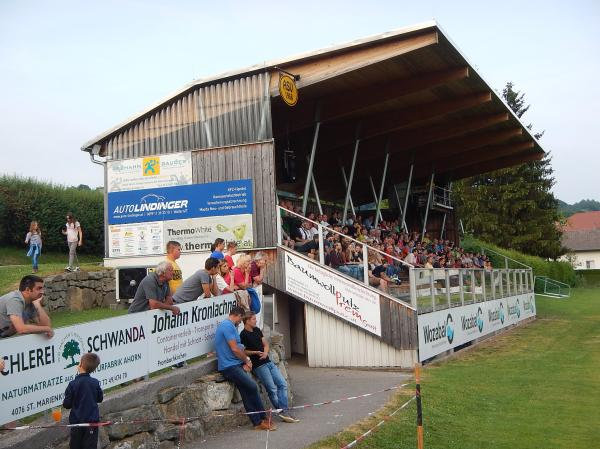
[80,20,439,151]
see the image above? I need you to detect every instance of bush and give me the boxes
[0,176,103,255]
[461,234,577,286]
[576,269,600,288]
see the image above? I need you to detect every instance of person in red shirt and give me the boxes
[232,254,252,290]
[224,242,237,268]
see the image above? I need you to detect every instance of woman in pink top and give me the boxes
[231,254,252,289]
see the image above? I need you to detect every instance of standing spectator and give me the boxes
[0,275,53,338]
[249,252,267,286]
[215,306,276,431]
[25,221,43,273]
[128,262,180,315]
[240,312,299,423]
[173,258,220,303]
[165,241,183,294]
[224,241,237,268]
[231,255,252,290]
[62,213,82,272]
[215,260,237,295]
[210,238,225,260]
[63,353,103,449]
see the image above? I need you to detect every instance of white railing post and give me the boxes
[318,224,325,265]
[445,269,451,308]
[471,269,476,303]
[481,269,486,302]
[499,269,504,298]
[459,269,464,306]
[362,243,369,286]
[409,268,417,309]
[276,206,282,246]
[430,268,435,311]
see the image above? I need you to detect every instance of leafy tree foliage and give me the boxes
[454,82,564,259]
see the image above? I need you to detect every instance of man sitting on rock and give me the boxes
[215,306,276,431]
[240,311,299,423]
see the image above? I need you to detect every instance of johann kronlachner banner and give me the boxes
[107,179,253,225]
[0,291,253,425]
[107,152,192,192]
[417,292,536,361]
[284,251,381,336]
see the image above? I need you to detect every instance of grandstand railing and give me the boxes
[413,267,534,314]
[432,185,453,209]
[534,276,571,298]
[277,206,415,306]
[276,206,534,314]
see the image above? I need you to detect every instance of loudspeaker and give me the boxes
[116,268,149,302]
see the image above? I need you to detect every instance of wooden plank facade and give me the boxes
[191,141,277,249]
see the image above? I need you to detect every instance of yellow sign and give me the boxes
[279,73,298,106]
[142,157,160,176]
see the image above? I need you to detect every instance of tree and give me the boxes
[62,339,81,368]
[454,82,564,259]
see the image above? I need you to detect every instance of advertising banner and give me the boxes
[284,252,381,336]
[108,179,253,225]
[0,314,148,425]
[107,152,192,192]
[163,215,253,252]
[147,295,238,371]
[417,292,536,361]
[108,221,164,257]
[0,290,260,425]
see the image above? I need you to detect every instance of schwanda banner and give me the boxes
[0,292,248,425]
[417,293,536,361]
[284,252,381,336]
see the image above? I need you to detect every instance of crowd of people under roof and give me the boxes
[279,199,492,293]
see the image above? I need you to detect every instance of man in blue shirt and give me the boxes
[215,306,276,431]
[210,238,225,260]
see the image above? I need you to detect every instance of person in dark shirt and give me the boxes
[240,312,299,424]
[63,353,103,449]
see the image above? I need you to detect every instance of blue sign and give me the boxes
[108,179,253,225]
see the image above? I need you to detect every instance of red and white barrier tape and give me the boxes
[340,395,416,449]
[1,383,409,431]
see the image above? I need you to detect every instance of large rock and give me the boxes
[105,405,161,440]
[103,277,116,292]
[82,289,99,309]
[158,385,209,420]
[202,403,248,435]
[107,432,160,449]
[157,386,185,404]
[66,287,83,311]
[196,381,234,411]
[102,292,117,308]
[89,271,104,280]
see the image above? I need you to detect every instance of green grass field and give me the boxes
[310,288,599,449]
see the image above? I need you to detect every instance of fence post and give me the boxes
[430,268,435,311]
[445,269,451,308]
[481,270,486,302]
[276,206,282,246]
[317,224,325,265]
[459,269,464,306]
[362,243,369,286]
[409,268,417,309]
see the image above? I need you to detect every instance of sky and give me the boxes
[1,0,598,203]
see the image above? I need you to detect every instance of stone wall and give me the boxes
[0,335,291,449]
[43,270,118,312]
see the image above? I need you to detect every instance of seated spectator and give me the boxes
[0,275,53,338]
[210,238,225,260]
[128,262,180,315]
[173,258,220,303]
[231,254,252,290]
[293,221,318,253]
[319,214,330,228]
[215,260,237,295]
[215,306,276,431]
[224,241,237,268]
[240,312,299,423]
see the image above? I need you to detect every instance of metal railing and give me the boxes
[277,205,415,305]
[432,186,452,209]
[413,267,534,314]
[534,276,571,298]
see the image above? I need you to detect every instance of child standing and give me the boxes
[24,221,42,273]
[63,353,103,449]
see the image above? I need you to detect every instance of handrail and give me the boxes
[277,205,414,269]
[481,246,532,269]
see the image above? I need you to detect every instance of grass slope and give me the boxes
[310,288,599,449]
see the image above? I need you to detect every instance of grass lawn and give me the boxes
[309,288,599,449]
[50,308,127,328]
[0,245,102,266]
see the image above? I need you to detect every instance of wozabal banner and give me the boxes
[284,252,381,336]
[417,293,536,361]
[108,179,253,225]
[0,292,247,425]
[107,152,193,193]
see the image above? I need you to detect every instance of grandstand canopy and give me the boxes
[83,21,545,206]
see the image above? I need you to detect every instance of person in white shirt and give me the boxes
[62,212,82,272]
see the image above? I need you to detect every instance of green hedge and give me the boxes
[461,234,577,286]
[576,269,600,288]
[0,176,103,255]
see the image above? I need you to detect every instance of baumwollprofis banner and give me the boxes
[0,292,248,425]
[107,179,253,225]
[284,251,381,336]
[417,292,536,361]
[107,152,193,193]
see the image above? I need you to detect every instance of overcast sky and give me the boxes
[1,0,598,203]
